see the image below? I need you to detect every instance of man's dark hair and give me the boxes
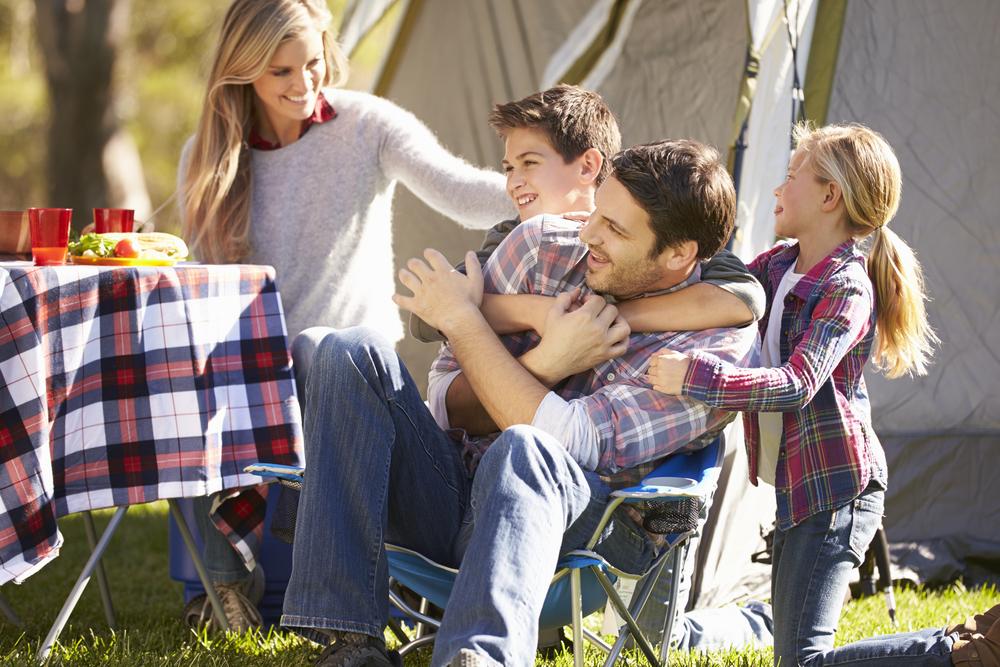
[489,84,621,185]
[611,140,736,259]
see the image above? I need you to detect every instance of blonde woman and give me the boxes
[178,0,511,632]
[647,125,1000,666]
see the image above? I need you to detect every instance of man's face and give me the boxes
[579,176,671,299]
[502,127,593,220]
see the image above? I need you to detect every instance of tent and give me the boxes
[339,0,1000,607]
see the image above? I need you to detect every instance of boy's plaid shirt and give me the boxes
[429,216,756,488]
[682,239,887,529]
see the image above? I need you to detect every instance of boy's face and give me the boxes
[579,176,674,299]
[502,127,594,220]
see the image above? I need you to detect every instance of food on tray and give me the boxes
[69,232,189,261]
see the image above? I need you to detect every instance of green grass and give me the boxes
[0,502,993,665]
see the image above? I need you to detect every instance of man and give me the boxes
[281,139,757,667]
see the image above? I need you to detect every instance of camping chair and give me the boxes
[249,436,724,667]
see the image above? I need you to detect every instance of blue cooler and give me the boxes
[168,488,293,627]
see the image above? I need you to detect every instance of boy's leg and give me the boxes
[772,484,953,666]
[431,425,656,666]
[281,327,471,642]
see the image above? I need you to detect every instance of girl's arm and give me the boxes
[651,275,874,412]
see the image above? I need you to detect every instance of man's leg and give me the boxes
[281,327,471,643]
[431,425,656,666]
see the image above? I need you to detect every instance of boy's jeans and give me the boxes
[772,483,955,666]
[280,327,657,666]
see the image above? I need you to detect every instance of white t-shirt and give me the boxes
[756,264,805,485]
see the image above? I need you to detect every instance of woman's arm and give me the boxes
[376,97,515,229]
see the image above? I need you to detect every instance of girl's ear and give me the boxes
[821,179,844,213]
[578,148,604,185]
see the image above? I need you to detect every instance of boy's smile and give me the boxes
[501,127,595,220]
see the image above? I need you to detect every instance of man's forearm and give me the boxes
[444,314,551,430]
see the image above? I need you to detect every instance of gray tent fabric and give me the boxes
[825,0,1000,585]
[341,0,1000,610]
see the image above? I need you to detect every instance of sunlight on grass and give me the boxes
[0,499,993,665]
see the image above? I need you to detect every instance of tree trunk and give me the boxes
[34,0,147,229]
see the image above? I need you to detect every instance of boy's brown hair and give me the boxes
[612,140,736,260]
[489,84,621,185]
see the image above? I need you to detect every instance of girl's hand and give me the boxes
[646,349,691,395]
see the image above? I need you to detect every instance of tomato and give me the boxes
[114,238,141,259]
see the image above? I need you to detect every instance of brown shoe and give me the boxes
[952,607,1000,667]
[950,604,1000,638]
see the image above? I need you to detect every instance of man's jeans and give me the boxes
[280,327,657,666]
[772,483,955,666]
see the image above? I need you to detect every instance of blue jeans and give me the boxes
[280,327,656,666]
[772,484,954,666]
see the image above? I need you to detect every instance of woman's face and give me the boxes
[251,27,326,131]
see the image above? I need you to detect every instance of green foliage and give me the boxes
[0,502,994,666]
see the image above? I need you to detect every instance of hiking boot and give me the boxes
[952,606,1000,667]
[182,565,265,633]
[950,604,1000,638]
[449,648,492,666]
[315,632,401,667]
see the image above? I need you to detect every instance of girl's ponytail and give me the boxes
[867,225,938,377]
[795,123,938,378]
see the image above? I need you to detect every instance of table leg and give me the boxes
[82,512,116,629]
[166,499,229,632]
[36,506,128,665]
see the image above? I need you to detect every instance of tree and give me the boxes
[34,0,149,228]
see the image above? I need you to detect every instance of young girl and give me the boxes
[645,124,985,666]
[177,0,512,632]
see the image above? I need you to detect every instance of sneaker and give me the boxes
[183,565,265,633]
[315,632,401,667]
[449,648,492,666]
[950,603,1000,638]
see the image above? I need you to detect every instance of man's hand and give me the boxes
[394,249,484,335]
[646,349,691,395]
[527,289,630,383]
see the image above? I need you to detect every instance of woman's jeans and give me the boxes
[280,327,657,666]
[772,483,955,666]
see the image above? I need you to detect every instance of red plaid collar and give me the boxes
[248,91,336,150]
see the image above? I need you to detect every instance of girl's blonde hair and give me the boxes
[182,0,348,263]
[793,122,938,378]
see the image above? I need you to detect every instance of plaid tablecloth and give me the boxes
[0,261,303,585]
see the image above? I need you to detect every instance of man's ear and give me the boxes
[578,148,603,185]
[821,180,844,213]
[660,240,699,271]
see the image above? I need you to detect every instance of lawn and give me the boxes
[0,502,993,666]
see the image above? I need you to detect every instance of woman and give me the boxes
[177,0,512,632]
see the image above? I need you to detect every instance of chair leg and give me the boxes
[167,499,229,632]
[658,542,687,665]
[37,506,128,665]
[82,511,116,629]
[593,567,660,666]
[570,569,585,667]
[0,589,22,628]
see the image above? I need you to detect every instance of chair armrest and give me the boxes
[611,437,723,504]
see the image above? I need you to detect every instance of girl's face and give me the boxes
[252,27,326,135]
[773,151,828,238]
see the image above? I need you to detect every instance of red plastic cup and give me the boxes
[27,208,72,266]
[93,208,135,233]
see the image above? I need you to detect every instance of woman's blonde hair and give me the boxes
[182,0,348,263]
[793,122,938,378]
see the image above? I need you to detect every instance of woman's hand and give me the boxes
[646,349,691,395]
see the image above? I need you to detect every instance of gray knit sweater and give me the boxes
[179,89,513,342]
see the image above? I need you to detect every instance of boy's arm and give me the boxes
[617,249,765,333]
[409,218,521,342]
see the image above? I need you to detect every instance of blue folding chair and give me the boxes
[248,436,724,667]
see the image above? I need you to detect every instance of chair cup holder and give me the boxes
[639,496,700,535]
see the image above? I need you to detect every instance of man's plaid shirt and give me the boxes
[682,239,887,529]
[428,216,757,488]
